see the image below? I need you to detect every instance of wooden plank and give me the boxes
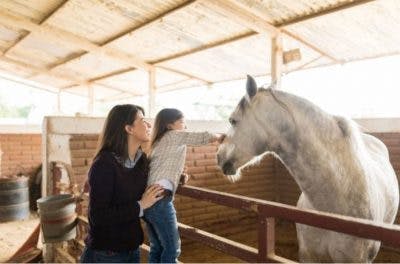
[271,34,282,89]
[6,248,42,263]
[177,185,400,248]
[257,216,275,262]
[3,0,70,56]
[0,9,152,71]
[148,68,156,118]
[178,222,259,262]
[200,0,279,36]
[275,0,376,27]
[206,0,339,63]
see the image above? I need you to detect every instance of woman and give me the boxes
[81,104,164,263]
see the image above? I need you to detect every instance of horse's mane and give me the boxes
[258,88,361,144]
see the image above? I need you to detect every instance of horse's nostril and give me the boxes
[222,161,235,175]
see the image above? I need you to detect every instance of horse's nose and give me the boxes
[222,161,236,175]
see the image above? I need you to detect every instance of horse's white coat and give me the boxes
[217,76,399,262]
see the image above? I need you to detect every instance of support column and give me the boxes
[56,89,61,114]
[87,84,94,115]
[271,34,283,89]
[148,68,156,118]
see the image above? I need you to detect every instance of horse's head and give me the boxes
[217,75,293,179]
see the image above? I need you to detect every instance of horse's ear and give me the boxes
[246,75,257,98]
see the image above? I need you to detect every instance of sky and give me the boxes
[0,54,399,124]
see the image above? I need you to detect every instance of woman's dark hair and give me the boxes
[150,108,183,148]
[94,104,144,162]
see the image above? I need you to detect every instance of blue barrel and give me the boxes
[0,177,30,222]
[37,194,77,243]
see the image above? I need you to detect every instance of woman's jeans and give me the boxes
[144,195,181,263]
[80,246,140,263]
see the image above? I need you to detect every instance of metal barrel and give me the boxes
[0,177,29,222]
[37,194,77,243]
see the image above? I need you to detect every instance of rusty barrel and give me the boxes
[0,177,29,222]
[37,194,77,243]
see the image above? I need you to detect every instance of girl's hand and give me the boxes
[138,184,164,209]
[210,133,226,143]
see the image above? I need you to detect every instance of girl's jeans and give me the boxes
[143,195,181,263]
[80,246,140,263]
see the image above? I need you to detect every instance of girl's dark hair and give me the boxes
[94,104,144,162]
[150,108,183,148]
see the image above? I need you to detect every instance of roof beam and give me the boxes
[275,0,376,27]
[201,0,339,63]
[97,91,137,102]
[84,83,142,97]
[151,31,256,64]
[155,0,376,66]
[200,0,280,37]
[3,0,70,56]
[0,55,141,97]
[26,0,209,88]
[0,9,153,71]
[0,55,86,83]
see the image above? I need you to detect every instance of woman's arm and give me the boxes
[88,160,139,226]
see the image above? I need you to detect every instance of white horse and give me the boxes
[217,75,399,262]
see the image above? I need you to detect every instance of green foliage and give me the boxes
[0,97,33,118]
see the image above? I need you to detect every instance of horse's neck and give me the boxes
[262,96,369,214]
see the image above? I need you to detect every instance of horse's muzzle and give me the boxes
[222,161,236,175]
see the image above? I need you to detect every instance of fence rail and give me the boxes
[176,185,400,262]
[77,186,400,262]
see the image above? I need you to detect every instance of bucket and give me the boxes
[0,177,29,222]
[37,194,77,243]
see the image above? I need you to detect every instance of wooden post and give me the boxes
[148,68,156,118]
[57,89,61,114]
[271,34,283,89]
[257,215,275,262]
[41,117,54,262]
[87,85,94,116]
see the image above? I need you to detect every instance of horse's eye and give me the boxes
[229,118,237,126]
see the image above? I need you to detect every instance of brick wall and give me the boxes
[0,134,42,178]
[69,135,98,191]
[68,132,400,232]
[68,134,276,237]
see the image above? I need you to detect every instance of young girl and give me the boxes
[144,108,222,263]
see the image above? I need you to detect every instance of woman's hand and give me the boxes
[179,173,190,185]
[138,184,164,209]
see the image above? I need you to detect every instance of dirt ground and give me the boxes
[0,213,39,262]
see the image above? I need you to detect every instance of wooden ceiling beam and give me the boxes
[27,0,208,88]
[201,0,340,62]
[3,0,70,56]
[91,83,143,97]
[0,0,377,96]
[275,0,376,27]
[60,67,135,89]
[0,9,153,71]
[200,0,280,36]
[0,55,86,83]
[155,0,376,65]
[97,91,138,102]
[0,55,137,96]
